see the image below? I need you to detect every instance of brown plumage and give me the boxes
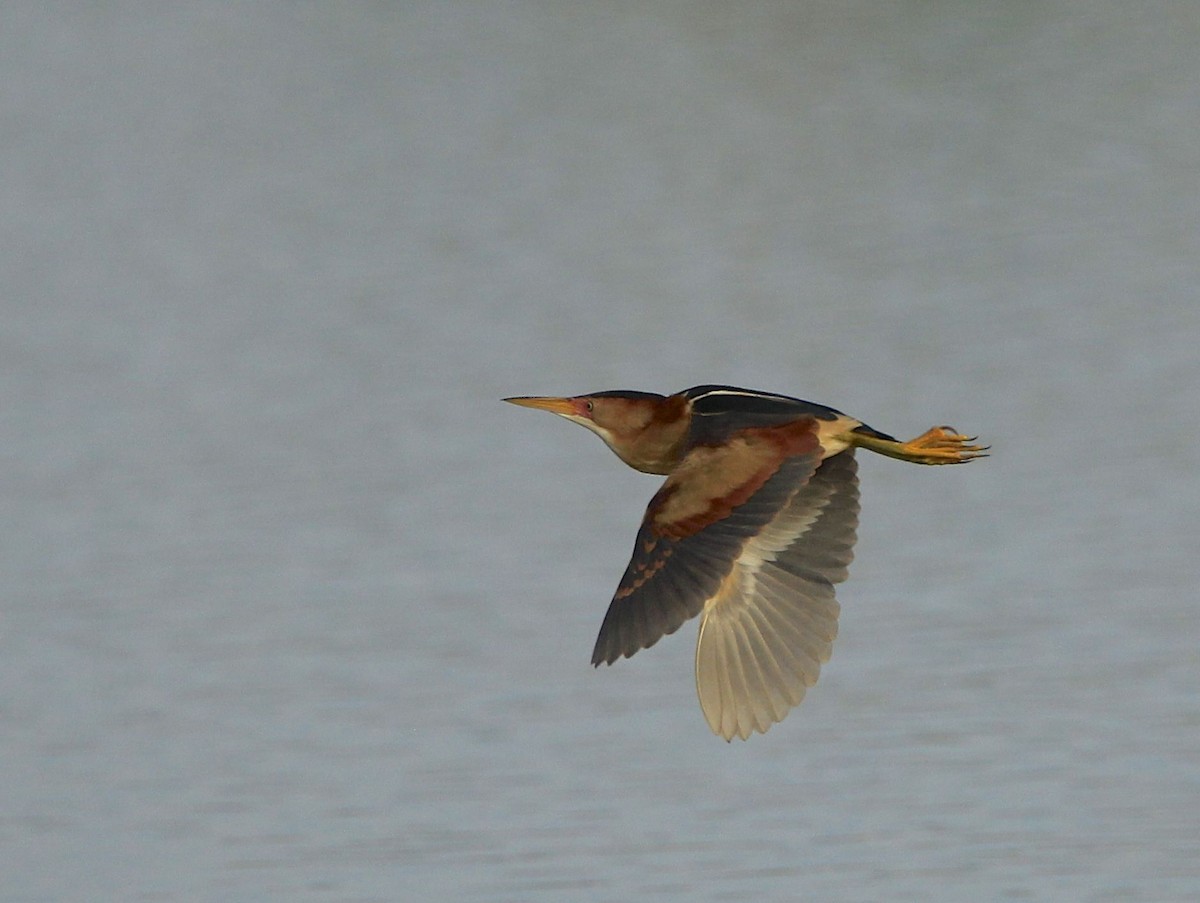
[505,385,986,740]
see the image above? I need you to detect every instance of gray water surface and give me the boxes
[3,4,1198,901]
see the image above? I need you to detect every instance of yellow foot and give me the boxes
[854,426,989,465]
[893,426,989,465]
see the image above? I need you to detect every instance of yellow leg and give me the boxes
[852,426,989,465]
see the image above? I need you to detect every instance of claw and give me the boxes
[895,426,989,464]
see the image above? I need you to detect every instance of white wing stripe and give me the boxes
[688,388,799,404]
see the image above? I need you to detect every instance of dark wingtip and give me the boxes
[590,640,609,667]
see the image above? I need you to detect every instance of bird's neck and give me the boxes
[604,396,691,475]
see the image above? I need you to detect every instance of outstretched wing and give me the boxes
[591,416,825,666]
[694,450,858,740]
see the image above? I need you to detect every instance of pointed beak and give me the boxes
[503,396,580,416]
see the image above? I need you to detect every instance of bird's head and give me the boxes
[504,390,685,473]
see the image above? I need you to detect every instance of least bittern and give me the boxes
[505,385,986,740]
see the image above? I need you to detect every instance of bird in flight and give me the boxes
[505,385,987,740]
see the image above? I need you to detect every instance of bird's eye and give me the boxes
[585,400,594,414]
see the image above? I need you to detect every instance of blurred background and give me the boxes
[3,3,1197,901]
